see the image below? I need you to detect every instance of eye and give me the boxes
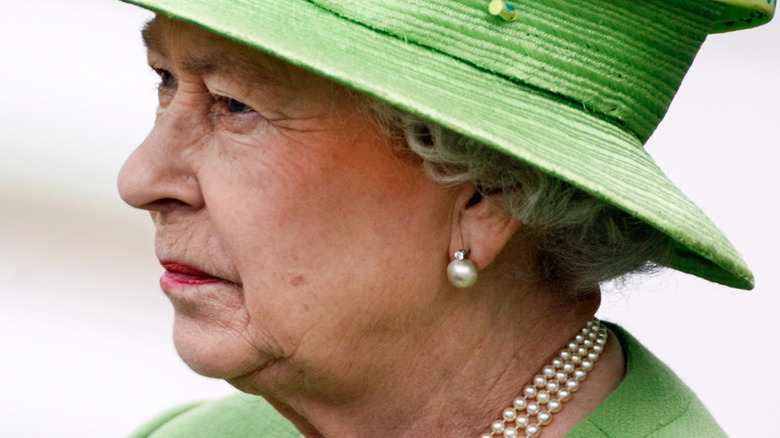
[224,97,252,114]
[153,68,177,89]
[215,95,265,133]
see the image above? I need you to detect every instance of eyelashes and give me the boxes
[153,67,177,90]
[224,97,251,114]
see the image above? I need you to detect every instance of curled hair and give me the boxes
[370,101,675,294]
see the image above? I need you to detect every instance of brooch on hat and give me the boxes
[488,0,519,22]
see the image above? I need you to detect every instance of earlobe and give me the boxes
[449,186,522,270]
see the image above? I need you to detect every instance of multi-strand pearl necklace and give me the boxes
[480,318,608,438]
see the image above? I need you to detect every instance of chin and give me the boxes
[171,314,268,380]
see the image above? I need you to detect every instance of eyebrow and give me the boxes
[141,19,285,91]
[141,19,165,55]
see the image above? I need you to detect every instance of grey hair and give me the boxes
[369,101,675,294]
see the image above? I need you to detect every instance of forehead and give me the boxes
[142,16,288,86]
[143,16,225,57]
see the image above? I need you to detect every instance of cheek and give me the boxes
[199,124,453,350]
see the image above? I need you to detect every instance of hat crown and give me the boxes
[311,0,721,143]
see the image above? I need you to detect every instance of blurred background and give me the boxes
[0,0,777,436]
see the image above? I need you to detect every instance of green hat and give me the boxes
[120,0,775,290]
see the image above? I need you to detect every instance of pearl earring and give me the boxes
[447,249,478,288]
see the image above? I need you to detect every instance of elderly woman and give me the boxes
[117,0,773,437]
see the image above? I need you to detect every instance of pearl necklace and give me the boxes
[480,318,608,438]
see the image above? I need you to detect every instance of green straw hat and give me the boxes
[120,0,775,290]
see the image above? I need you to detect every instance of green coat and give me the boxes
[129,324,726,437]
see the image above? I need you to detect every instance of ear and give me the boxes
[449,185,522,269]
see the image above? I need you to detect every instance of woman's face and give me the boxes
[119,17,457,393]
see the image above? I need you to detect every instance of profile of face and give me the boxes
[118,17,462,395]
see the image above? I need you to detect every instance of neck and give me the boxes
[261,281,622,438]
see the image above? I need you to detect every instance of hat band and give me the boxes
[309,0,722,143]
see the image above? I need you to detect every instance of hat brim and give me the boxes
[122,0,754,289]
[714,0,775,32]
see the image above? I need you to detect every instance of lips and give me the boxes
[160,260,226,288]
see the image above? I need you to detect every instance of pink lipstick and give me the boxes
[160,261,224,288]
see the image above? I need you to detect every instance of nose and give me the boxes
[118,108,205,213]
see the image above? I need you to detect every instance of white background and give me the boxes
[0,0,777,436]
